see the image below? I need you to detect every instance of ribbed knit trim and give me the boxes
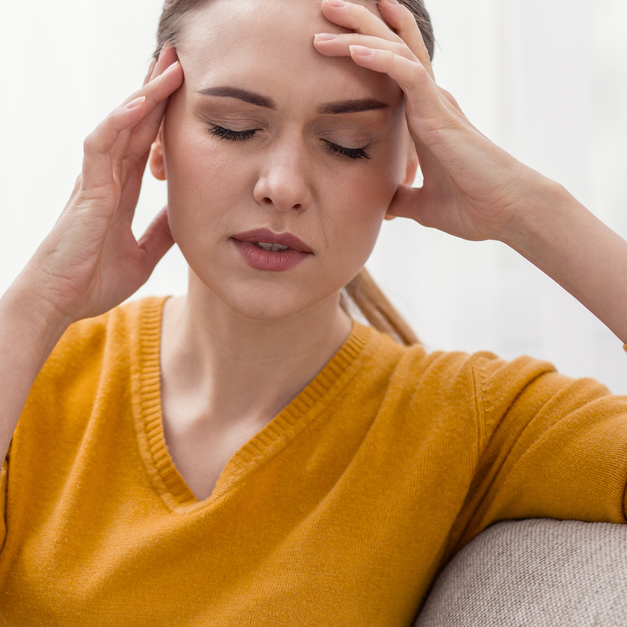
[136,297,197,507]
[133,297,373,513]
[215,317,372,497]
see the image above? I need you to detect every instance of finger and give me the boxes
[386,184,426,220]
[123,46,179,107]
[348,46,443,121]
[149,46,179,82]
[143,57,157,87]
[320,0,401,42]
[112,47,182,165]
[137,206,175,275]
[104,48,179,173]
[377,0,435,80]
[81,97,147,194]
[314,32,416,63]
[109,60,183,177]
[115,150,151,219]
[82,60,182,195]
[119,61,183,166]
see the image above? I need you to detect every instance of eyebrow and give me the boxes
[198,86,275,109]
[197,86,388,115]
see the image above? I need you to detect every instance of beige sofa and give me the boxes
[414,519,627,626]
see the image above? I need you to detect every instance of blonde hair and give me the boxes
[342,268,418,346]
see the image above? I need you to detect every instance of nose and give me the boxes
[252,134,313,213]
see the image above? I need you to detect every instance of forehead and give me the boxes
[176,0,400,107]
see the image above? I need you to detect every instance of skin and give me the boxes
[152,0,413,321]
[149,0,417,498]
[2,0,627,500]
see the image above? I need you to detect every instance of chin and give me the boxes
[206,279,342,323]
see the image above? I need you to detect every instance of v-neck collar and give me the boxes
[130,297,372,515]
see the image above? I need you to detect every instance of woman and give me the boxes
[1,0,626,623]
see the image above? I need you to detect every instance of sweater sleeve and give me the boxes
[457,353,627,546]
[0,454,7,552]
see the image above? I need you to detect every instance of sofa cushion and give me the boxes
[414,519,627,626]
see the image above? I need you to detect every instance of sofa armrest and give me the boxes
[414,519,627,627]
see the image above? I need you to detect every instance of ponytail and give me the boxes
[342,268,419,346]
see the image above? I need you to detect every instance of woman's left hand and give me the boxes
[315,0,627,344]
[314,0,549,244]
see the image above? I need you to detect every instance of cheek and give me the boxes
[321,142,405,265]
[162,116,250,242]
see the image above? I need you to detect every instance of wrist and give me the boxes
[495,172,574,253]
[0,278,72,365]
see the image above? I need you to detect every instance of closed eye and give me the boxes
[208,123,259,142]
[207,123,371,160]
[322,141,371,161]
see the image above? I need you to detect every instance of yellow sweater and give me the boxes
[1,297,626,626]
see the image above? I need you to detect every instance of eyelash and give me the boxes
[207,124,371,161]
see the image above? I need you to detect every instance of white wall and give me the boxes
[1,0,626,392]
[370,0,627,393]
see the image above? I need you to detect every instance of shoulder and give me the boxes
[30,296,167,405]
[364,326,558,399]
[364,327,612,421]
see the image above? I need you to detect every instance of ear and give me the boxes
[384,138,419,221]
[149,125,167,181]
[403,140,420,186]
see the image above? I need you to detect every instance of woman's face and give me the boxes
[152,0,416,321]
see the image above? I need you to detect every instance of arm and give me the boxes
[501,180,627,344]
[0,50,183,465]
[0,287,68,465]
[315,0,627,343]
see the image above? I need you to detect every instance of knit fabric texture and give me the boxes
[1,296,626,626]
[414,518,627,627]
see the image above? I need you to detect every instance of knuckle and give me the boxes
[83,133,95,153]
[105,109,119,127]
[353,3,367,17]
[393,42,414,61]
[411,59,427,78]
[351,3,370,27]
[402,62,427,91]
[382,50,396,70]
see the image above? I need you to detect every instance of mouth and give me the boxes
[230,229,313,254]
[230,229,313,273]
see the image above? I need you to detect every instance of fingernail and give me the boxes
[350,45,375,56]
[126,97,146,110]
[164,61,180,73]
[327,0,347,7]
[315,33,339,41]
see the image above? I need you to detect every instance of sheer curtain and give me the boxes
[1,0,626,391]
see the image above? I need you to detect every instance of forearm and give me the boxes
[501,176,627,344]
[0,280,70,463]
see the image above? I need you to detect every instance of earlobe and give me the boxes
[149,134,167,181]
[385,140,419,221]
[403,141,420,187]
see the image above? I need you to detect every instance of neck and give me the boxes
[160,272,353,432]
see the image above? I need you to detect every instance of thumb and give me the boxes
[385,184,426,221]
[138,206,175,276]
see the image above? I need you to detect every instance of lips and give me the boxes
[231,229,313,254]
[230,228,313,273]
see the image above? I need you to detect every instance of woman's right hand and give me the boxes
[16,46,183,330]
